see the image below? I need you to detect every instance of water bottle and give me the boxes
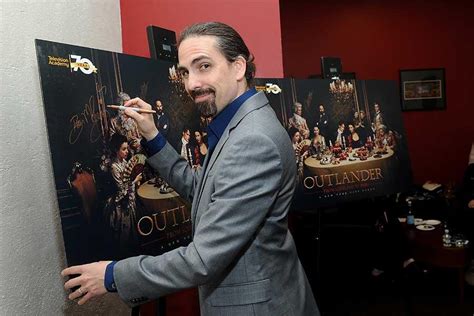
[442,223,452,247]
[406,199,415,225]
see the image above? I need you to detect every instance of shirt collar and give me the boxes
[207,88,257,150]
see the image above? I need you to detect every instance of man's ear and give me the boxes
[233,56,246,81]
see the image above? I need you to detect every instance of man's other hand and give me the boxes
[61,261,111,305]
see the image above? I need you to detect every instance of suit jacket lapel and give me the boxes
[191,152,210,233]
[191,92,269,232]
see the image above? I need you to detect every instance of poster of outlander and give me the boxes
[36,39,411,264]
[36,39,198,265]
[254,78,412,210]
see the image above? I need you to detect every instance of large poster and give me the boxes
[254,78,412,209]
[36,40,200,265]
[36,40,412,265]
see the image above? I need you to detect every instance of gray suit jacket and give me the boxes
[114,92,320,316]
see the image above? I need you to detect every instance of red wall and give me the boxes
[118,1,473,314]
[281,0,474,185]
[119,1,282,315]
[120,0,283,77]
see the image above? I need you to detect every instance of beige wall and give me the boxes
[0,1,129,314]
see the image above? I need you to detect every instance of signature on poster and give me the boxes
[69,94,104,144]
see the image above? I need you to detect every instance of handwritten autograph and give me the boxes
[68,94,104,144]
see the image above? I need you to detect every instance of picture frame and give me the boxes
[399,68,446,111]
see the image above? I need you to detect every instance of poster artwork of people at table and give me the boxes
[36,39,412,265]
[254,78,412,209]
[35,39,204,265]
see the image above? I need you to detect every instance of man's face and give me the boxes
[319,105,324,113]
[155,101,163,114]
[295,105,302,116]
[374,104,380,113]
[183,130,190,142]
[178,35,245,118]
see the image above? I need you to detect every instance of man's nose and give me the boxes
[185,72,201,91]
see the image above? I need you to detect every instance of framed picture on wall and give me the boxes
[399,68,446,111]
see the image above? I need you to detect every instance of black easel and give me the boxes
[132,297,166,316]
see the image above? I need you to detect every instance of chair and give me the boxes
[67,162,98,225]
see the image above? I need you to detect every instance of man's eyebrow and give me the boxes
[190,56,209,65]
[177,55,210,72]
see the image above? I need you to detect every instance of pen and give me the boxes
[107,105,156,114]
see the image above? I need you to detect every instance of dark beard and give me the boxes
[196,99,217,118]
[191,88,217,118]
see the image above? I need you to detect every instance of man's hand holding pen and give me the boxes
[123,98,159,141]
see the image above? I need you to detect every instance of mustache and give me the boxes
[190,88,215,99]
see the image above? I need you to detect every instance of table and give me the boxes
[137,179,180,200]
[136,180,192,316]
[304,147,394,171]
[136,179,191,251]
[301,148,396,200]
[404,224,470,302]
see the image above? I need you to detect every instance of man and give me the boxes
[462,144,474,286]
[180,127,193,165]
[356,110,369,142]
[288,102,310,139]
[62,22,319,316]
[315,104,328,137]
[334,121,345,145]
[154,100,169,137]
[109,92,142,153]
[372,102,385,132]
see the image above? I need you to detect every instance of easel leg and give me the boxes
[458,268,464,304]
[131,306,139,316]
[157,297,166,315]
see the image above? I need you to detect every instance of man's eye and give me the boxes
[200,63,210,71]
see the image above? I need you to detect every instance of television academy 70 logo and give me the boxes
[69,55,97,74]
[47,54,98,75]
[255,83,282,95]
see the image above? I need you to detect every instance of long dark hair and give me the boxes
[178,22,256,86]
[110,134,128,157]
